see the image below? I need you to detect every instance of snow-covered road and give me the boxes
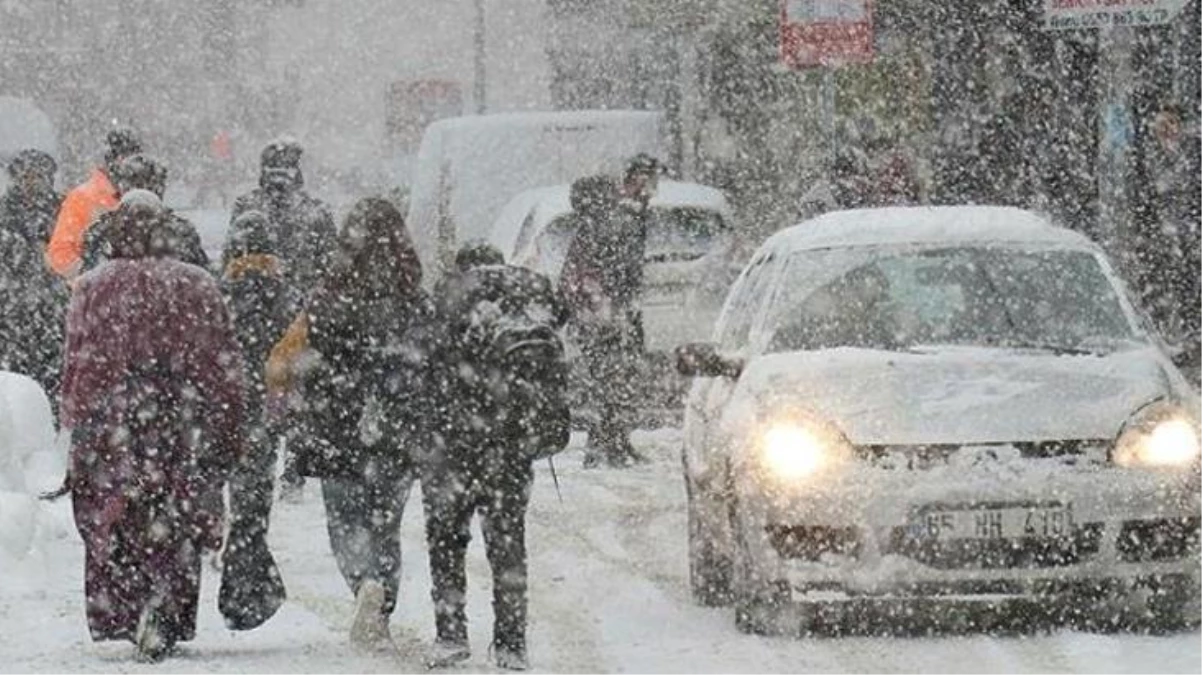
[2,429,1199,673]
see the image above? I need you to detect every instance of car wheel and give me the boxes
[686,476,733,607]
[1140,574,1201,633]
[730,498,791,636]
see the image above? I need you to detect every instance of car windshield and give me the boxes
[764,246,1142,354]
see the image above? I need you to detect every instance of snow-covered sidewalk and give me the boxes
[2,429,1199,673]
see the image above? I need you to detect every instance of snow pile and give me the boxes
[0,372,66,570]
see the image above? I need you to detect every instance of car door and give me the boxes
[642,207,737,350]
[683,248,785,483]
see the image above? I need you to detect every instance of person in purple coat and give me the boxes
[58,190,246,662]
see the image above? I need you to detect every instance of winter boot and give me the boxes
[134,604,172,663]
[492,644,528,671]
[349,580,391,651]
[425,639,471,669]
[582,446,604,469]
[278,469,305,504]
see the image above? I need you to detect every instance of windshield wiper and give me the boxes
[999,340,1101,356]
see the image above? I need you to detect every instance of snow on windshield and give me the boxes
[765,246,1141,353]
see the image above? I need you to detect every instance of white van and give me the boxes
[405,109,664,279]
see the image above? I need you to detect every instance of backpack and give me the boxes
[442,264,571,461]
[222,256,297,396]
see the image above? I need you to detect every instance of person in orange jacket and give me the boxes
[46,128,143,279]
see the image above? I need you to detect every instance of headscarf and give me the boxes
[107,189,167,260]
[330,196,421,299]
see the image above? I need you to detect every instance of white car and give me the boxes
[491,180,741,353]
[677,206,1201,634]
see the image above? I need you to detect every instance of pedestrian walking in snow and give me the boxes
[80,154,209,274]
[58,194,245,662]
[0,149,66,418]
[421,242,571,671]
[46,127,142,279]
[1145,101,1202,374]
[215,209,301,630]
[286,197,433,650]
[559,158,657,468]
[227,138,338,499]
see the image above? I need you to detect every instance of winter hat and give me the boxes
[110,189,164,259]
[260,138,304,191]
[569,174,618,215]
[7,148,57,180]
[104,127,142,166]
[455,240,505,272]
[228,210,275,257]
[111,154,168,197]
[624,153,661,182]
[119,188,163,214]
[261,138,303,168]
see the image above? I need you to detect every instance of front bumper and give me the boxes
[735,457,1201,596]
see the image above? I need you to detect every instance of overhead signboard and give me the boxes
[1044,0,1192,30]
[780,0,874,69]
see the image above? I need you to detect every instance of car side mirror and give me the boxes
[675,342,744,379]
[1170,340,1200,373]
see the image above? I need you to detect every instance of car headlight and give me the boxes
[758,414,853,480]
[1113,402,1202,469]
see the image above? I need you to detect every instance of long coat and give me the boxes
[60,259,245,644]
[0,185,66,403]
[293,283,436,479]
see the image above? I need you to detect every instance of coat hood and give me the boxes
[736,346,1174,446]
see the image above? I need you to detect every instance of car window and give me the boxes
[764,246,1141,354]
[522,214,578,276]
[511,209,540,259]
[718,253,778,351]
[644,208,727,263]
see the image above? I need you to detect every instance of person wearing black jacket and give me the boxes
[215,209,302,631]
[421,242,571,671]
[228,139,337,296]
[228,139,338,497]
[0,149,66,417]
[295,197,434,650]
[558,158,659,468]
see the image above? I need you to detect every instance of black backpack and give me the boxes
[441,264,571,460]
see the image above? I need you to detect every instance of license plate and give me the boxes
[910,504,1076,540]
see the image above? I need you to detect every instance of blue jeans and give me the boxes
[321,471,414,615]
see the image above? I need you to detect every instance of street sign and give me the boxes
[1043,0,1192,30]
[780,0,874,69]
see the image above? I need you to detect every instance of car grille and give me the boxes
[766,524,861,561]
[856,440,1108,469]
[1117,517,1201,562]
[886,523,1104,570]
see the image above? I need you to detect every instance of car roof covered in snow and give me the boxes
[491,180,731,257]
[766,206,1097,254]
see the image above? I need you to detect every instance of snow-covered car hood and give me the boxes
[734,346,1176,446]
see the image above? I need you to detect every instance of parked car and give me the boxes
[492,179,741,352]
[406,109,664,281]
[676,205,1201,634]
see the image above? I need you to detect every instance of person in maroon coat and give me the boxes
[59,191,246,662]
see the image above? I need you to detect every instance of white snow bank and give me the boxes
[0,372,67,566]
[0,371,57,492]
